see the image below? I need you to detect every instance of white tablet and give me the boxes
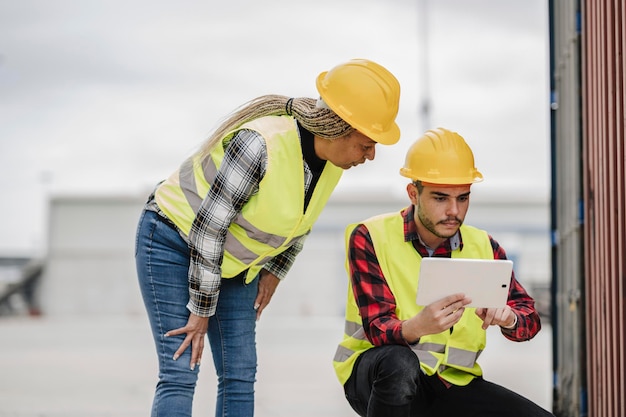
[415,258,513,308]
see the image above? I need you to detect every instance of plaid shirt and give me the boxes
[150,125,321,317]
[348,205,542,346]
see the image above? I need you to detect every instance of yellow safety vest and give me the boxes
[155,115,343,282]
[333,211,494,386]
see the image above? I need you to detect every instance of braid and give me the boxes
[289,97,354,139]
[199,95,354,158]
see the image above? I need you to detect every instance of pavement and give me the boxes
[0,314,553,417]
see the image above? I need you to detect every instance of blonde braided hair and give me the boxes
[199,95,354,158]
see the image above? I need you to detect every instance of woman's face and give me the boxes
[318,131,377,170]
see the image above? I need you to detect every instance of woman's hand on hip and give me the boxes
[165,313,209,370]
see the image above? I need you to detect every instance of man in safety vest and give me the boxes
[135,59,401,417]
[333,128,555,416]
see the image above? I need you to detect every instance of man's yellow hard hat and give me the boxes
[400,127,483,184]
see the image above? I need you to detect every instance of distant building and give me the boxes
[35,187,550,318]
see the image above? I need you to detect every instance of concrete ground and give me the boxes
[0,314,553,417]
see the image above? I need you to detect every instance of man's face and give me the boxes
[407,182,472,247]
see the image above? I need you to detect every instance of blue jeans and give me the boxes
[136,209,258,417]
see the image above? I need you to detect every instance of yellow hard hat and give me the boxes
[316,59,401,145]
[399,127,483,184]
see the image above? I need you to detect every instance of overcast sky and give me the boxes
[0,0,549,254]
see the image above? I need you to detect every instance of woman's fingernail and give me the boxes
[254,304,260,310]
[173,354,179,360]
[190,363,195,371]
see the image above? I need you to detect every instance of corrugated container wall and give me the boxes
[549,1,586,416]
[551,0,626,415]
[582,1,626,417]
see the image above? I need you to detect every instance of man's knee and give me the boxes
[376,345,420,373]
[371,345,421,398]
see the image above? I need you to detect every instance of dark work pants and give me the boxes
[343,345,555,417]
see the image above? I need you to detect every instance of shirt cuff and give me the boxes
[501,312,518,329]
[262,261,288,280]
[186,291,219,318]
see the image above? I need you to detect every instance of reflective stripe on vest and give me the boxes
[333,211,495,386]
[155,115,343,281]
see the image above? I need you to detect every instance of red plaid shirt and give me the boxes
[348,205,542,347]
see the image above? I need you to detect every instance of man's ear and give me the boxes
[406,183,418,205]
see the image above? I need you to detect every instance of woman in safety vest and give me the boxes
[135,59,401,417]
[333,128,555,416]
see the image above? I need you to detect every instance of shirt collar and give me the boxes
[297,122,325,173]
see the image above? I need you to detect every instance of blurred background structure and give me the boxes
[2,0,624,416]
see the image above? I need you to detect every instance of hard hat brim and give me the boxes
[365,124,401,145]
[399,168,484,184]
